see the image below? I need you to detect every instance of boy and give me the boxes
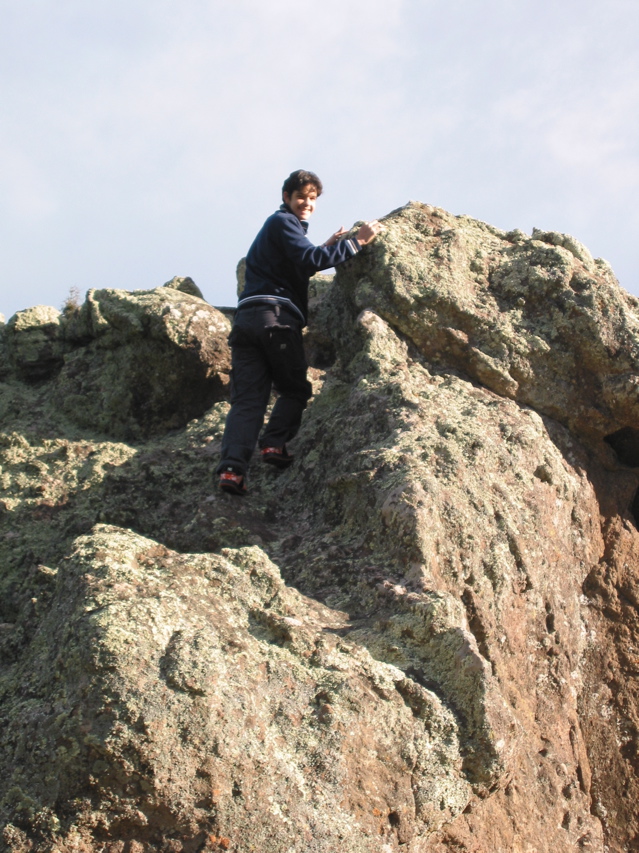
[217,169,382,495]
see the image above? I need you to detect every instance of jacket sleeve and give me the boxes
[276,214,360,273]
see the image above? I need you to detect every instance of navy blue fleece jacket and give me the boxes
[239,203,361,325]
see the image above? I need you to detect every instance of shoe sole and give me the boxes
[219,477,247,495]
[220,483,247,495]
[261,455,294,469]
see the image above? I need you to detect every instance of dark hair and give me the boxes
[282,169,323,199]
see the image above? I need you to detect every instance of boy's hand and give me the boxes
[323,226,349,247]
[356,220,383,246]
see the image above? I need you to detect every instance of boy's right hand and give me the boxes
[356,220,384,246]
[323,226,349,247]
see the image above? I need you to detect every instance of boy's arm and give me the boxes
[278,216,382,272]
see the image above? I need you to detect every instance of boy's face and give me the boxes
[283,185,317,221]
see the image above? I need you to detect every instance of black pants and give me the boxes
[216,303,312,476]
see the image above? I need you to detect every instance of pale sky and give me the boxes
[1,0,638,321]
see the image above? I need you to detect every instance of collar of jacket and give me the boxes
[279,203,309,233]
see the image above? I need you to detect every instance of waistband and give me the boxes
[236,295,305,324]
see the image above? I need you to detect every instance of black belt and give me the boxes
[237,299,281,309]
[236,297,305,323]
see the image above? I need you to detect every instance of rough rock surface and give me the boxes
[1,279,231,440]
[2,306,65,382]
[1,204,639,852]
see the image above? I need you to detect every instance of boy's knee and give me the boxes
[281,375,312,405]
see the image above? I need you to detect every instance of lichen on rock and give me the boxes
[2,283,232,441]
[3,306,65,382]
[332,202,639,449]
[0,526,471,850]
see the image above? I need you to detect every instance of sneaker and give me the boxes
[219,469,247,496]
[260,445,294,469]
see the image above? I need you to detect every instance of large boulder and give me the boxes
[56,284,231,439]
[329,202,639,454]
[272,305,608,851]
[3,306,65,382]
[0,526,473,852]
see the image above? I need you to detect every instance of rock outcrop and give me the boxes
[1,277,230,440]
[1,205,638,853]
